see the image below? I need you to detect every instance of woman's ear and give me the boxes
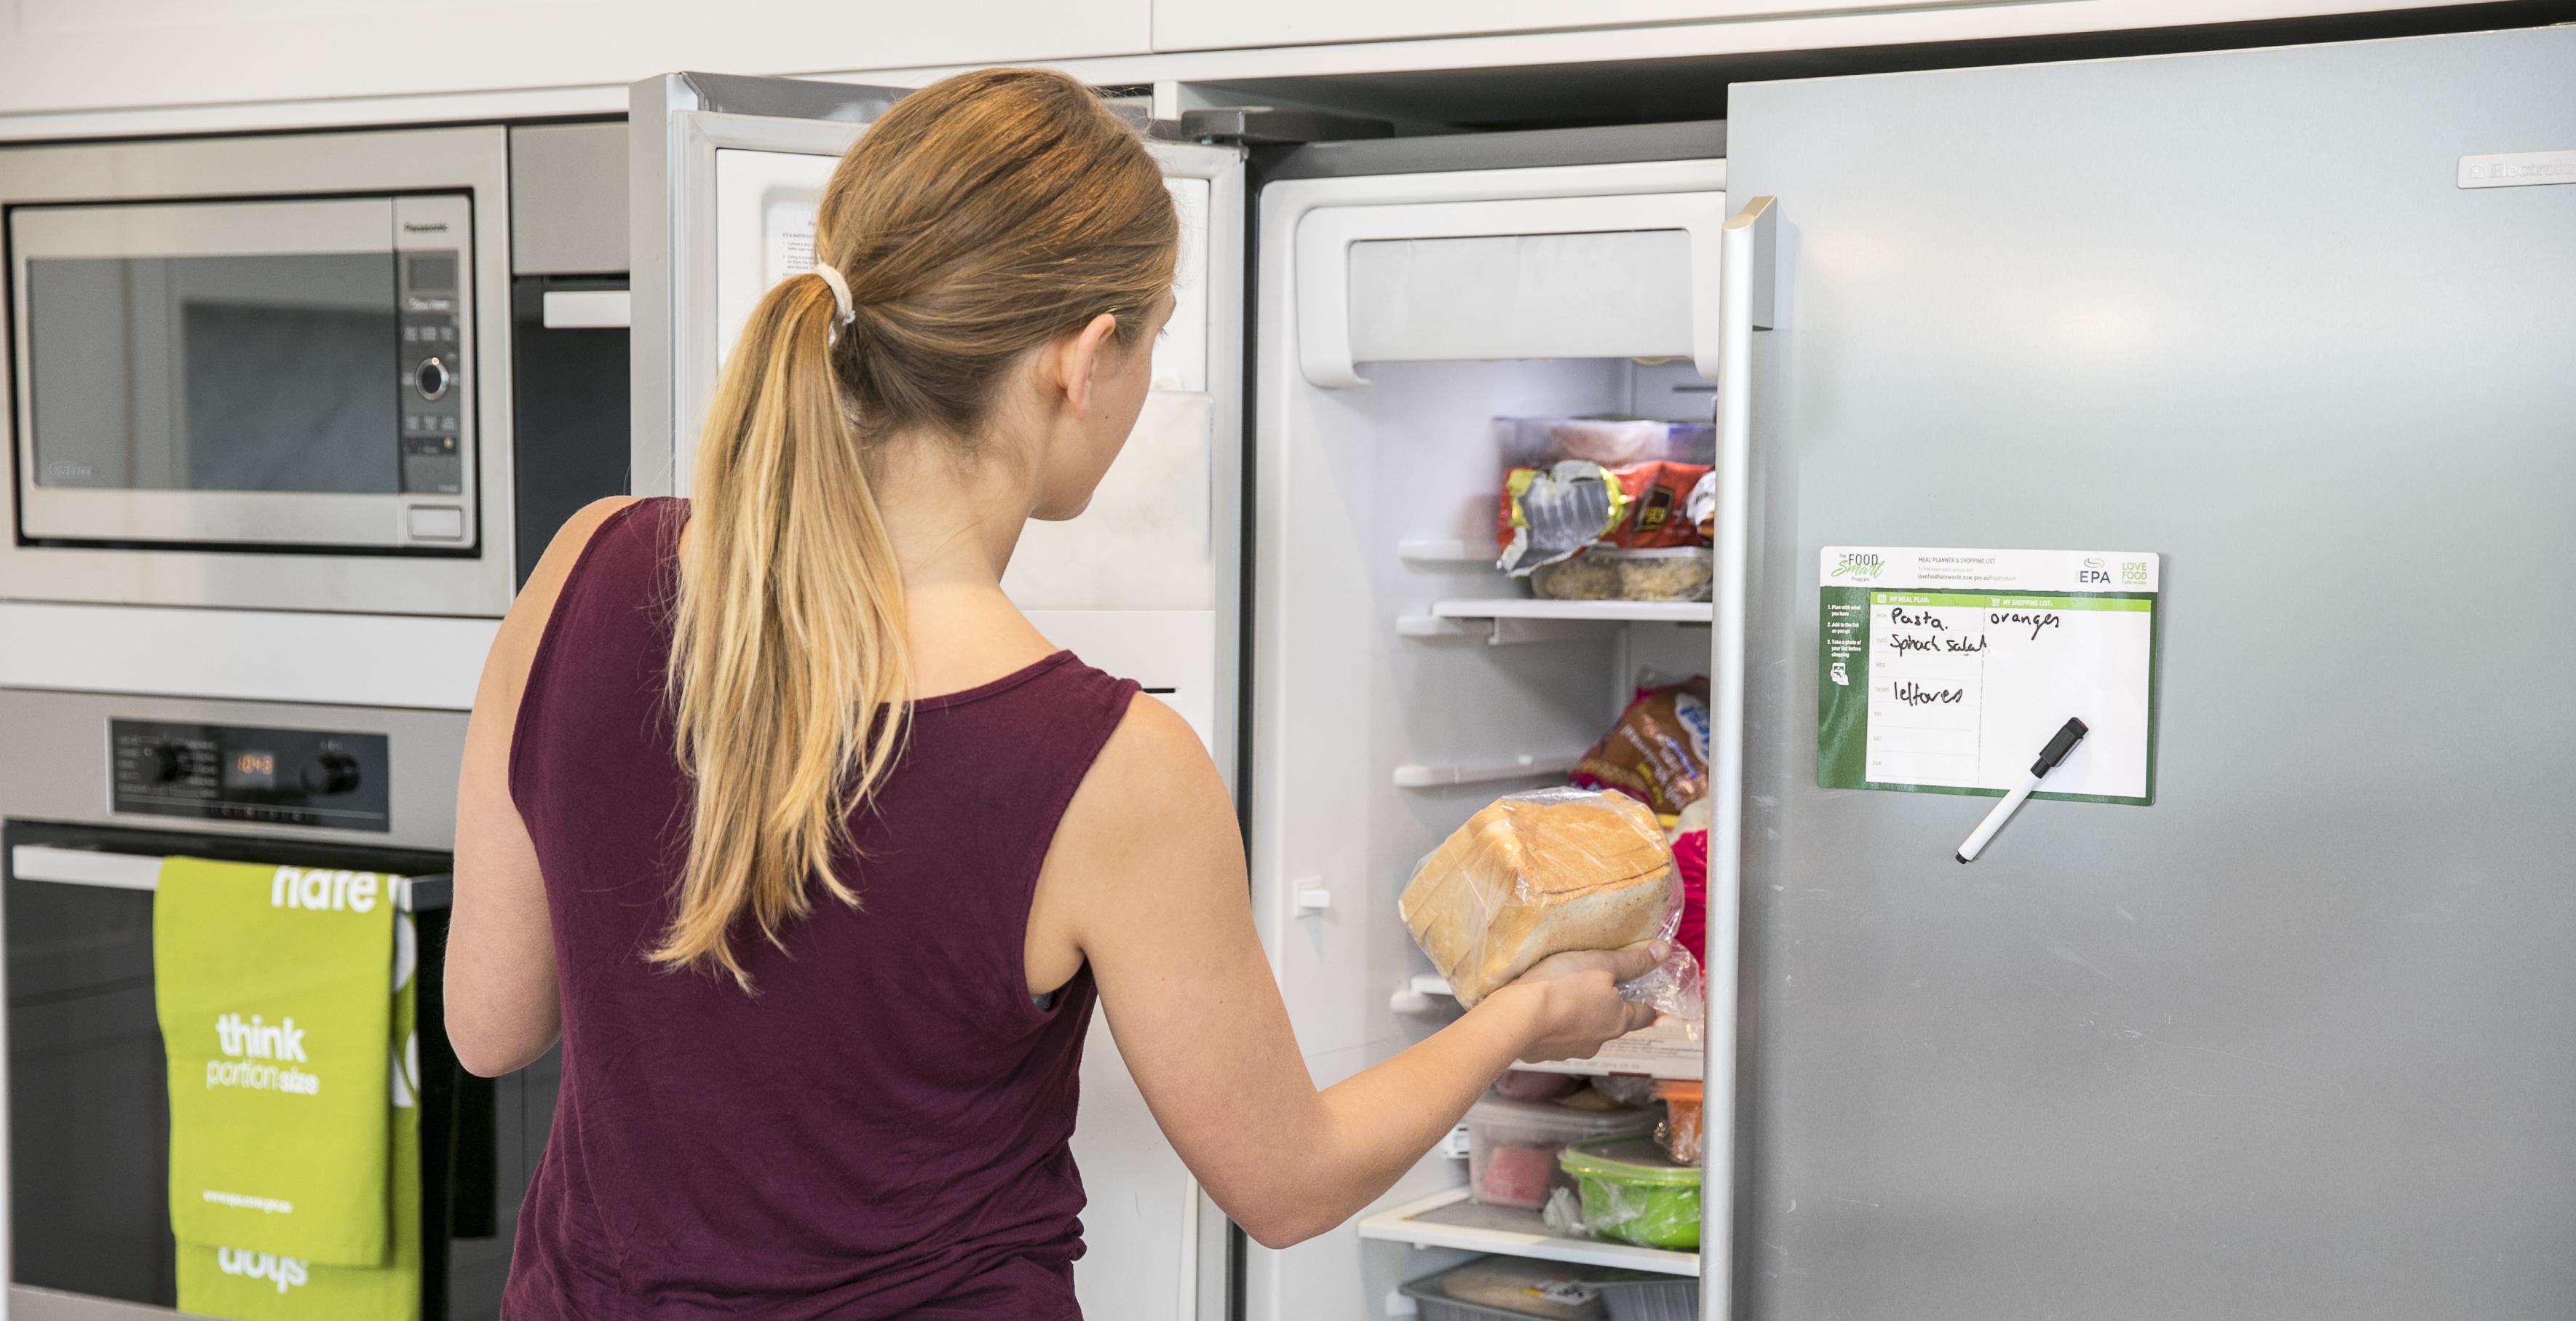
[1053,312,1122,421]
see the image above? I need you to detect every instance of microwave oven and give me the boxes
[0,127,519,616]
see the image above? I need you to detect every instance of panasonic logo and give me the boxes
[401,221,450,233]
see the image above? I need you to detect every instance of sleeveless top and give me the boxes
[502,499,1136,1320]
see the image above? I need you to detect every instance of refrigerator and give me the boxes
[629,23,2576,1321]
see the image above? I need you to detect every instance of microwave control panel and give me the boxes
[398,245,466,497]
[108,720,391,833]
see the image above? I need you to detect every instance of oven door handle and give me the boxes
[10,844,451,912]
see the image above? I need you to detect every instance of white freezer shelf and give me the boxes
[1432,598,1713,623]
[1387,976,1705,1080]
[1356,1186,1699,1277]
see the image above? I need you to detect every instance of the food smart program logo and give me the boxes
[1830,552,1885,581]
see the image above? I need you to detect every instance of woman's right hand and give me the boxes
[1491,942,1669,1063]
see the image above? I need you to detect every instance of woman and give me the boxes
[445,68,1662,1319]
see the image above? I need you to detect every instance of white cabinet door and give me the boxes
[633,73,1245,1321]
[1153,0,1875,51]
[0,0,1146,118]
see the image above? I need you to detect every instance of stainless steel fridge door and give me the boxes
[1724,27,2576,1321]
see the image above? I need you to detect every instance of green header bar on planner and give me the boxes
[1871,592,2155,611]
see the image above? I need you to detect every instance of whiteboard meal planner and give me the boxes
[1817,547,2160,805]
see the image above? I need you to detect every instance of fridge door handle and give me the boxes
[1704,193,1775,1321]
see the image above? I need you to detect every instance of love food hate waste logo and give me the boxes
[2120,560,2149,587]
[215,1247,311,1294]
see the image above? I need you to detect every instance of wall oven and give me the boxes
[0,688,534,1318]
[0,127,517,617]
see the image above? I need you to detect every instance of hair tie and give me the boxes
[812,262,857,332]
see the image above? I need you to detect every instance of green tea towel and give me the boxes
[154,858,395,1266]
[176,911,421,1320]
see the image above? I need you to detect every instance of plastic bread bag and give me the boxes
[1494,416,1717,468]
[1572,678,1712,817]
[1398,787,1704,1025]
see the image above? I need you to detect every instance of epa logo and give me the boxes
[2079,556,2112,585]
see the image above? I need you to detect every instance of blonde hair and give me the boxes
[658,68,1178,988]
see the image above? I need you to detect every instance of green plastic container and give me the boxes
[1558,1136,1701,1250]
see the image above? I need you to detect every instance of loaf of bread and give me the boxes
[1400,788,1675,1007]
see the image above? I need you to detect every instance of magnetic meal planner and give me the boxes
[1818,547,2160,805]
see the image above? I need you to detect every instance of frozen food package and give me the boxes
[1497,461,1711,577]
[1400,788,1701,1024]
[1687,470,1716,544]
[1669,828,1708,969]
[1495,416,1717,468]
[1529,547,1713,603]
[1572,680,1712,817]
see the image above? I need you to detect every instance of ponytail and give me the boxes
[655,271,912,988]
[652,67,1176,988]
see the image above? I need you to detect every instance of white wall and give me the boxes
[0,0,1147,117]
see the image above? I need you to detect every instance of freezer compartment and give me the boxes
[1251,356,1718,1319]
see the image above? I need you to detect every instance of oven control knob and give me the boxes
[139,741,182,783]
[413,356,453,400]
[299,752,362,796]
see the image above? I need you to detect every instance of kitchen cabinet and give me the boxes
[1148,0,2507,54]
[0,0,1146,118]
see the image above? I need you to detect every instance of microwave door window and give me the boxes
[25,253,400,495]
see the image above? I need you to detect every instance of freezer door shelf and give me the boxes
[1356,1186,1698,1277]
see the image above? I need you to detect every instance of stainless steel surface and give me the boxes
[9,846,449,911]
[510,122,629,275]
[7,1285,201,1320]
[0,126,515,616]
[628,72,906,497]
[1728,28,2576,1320]
[0,690,466,852]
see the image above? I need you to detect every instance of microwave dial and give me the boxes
[414,356,454,400]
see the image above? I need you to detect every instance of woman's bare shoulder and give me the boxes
[1028,692,1244,967]
[487,496,643,701]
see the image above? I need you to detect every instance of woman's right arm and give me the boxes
[1038,696,1661,1250]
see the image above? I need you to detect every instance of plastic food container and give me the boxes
[1530,548,1713,603]
[1467,1093,1659,1209]
[1559,1136,1703,1250]
[1397,1256,1616,1321]
[1497,417,1716,467]
[1596,1275,1701,1321]
[1652,1079,1703,1163]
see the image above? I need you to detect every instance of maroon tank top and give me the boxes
[502,499,1136,1320]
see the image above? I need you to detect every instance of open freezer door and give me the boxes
[629,71,1246,1321]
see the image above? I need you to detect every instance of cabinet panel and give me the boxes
[0,0,1147,116]
[1152,0,1871,51]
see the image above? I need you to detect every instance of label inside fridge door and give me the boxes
[1816,547,2159,804]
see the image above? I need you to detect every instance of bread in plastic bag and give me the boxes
[1571,678,1711,817]
[1400,788,1703,1024]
